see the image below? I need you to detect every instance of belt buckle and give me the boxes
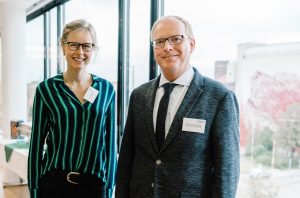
[66,171,80,184]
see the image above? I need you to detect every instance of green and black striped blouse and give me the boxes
[28,74,117,198]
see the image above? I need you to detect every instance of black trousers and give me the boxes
[39,171,106,198]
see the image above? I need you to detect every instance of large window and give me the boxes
[26,3,64,121]
[26,16,44,121]
[50,7,58,77]
[165,0,300,197]
[129,0,151,90]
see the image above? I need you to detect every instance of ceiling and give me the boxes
[0,0,53,30]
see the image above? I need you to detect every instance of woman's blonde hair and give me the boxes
[61,19,98,48]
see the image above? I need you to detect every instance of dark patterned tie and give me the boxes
[155,83,177,150]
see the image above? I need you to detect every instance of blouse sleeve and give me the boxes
[28,85,49,198]
[105,90,117,198]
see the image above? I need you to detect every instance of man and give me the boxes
[116,15,240,198]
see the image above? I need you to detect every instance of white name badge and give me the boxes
[182,118,206,133]
[83,86,99,103]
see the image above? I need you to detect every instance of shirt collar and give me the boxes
[53,73,102,83]
[159,66,194,87]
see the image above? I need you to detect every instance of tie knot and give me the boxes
[162,83,177,96]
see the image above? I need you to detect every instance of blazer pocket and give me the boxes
[180,190,201,198]
[180,130,205,135]
[179,130,207,140]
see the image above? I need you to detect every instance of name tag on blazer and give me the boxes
[182,118,206,133]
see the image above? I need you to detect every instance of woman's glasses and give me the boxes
[64,42,95,52]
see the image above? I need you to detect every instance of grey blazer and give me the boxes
[116,68,240,198]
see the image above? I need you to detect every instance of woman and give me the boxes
[28,19,117,198]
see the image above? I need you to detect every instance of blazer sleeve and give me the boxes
[211,90,240,198]
[115,92,136,198]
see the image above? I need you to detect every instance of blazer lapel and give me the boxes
[160,69,204,152]
[145,77,160,153]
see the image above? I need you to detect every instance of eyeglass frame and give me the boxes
[151,35,189,49]
[63,42,95,52]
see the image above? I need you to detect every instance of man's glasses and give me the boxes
[64,42,95,52]
[151,35,188,49]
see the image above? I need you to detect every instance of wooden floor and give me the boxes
[0,165,29,198]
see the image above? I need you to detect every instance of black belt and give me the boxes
[46,170,103,185]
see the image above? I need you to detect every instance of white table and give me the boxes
[0,138,29,183]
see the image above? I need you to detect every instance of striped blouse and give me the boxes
[28,73,117,198]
